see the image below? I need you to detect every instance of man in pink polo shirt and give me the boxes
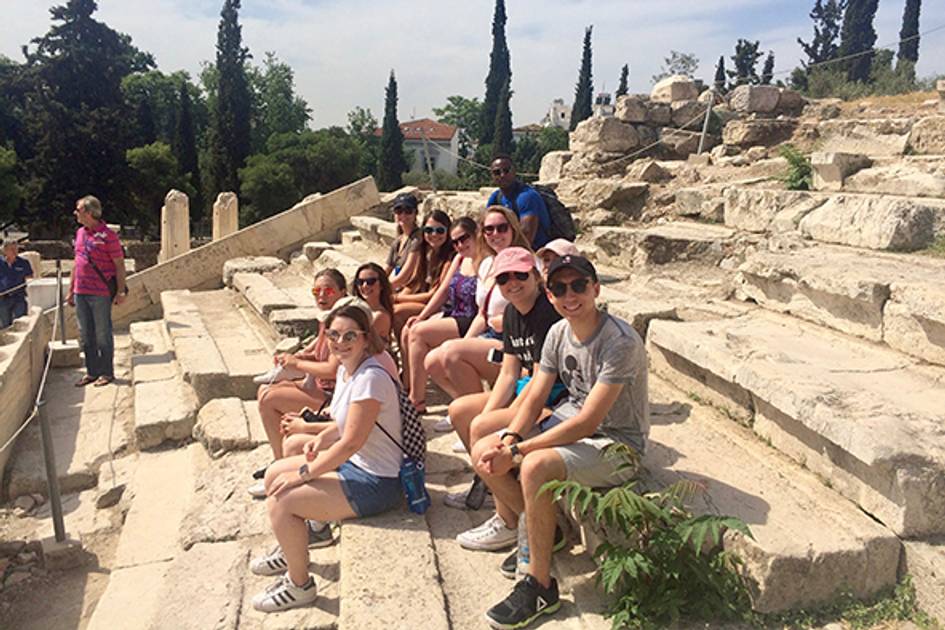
[67,195,127,387]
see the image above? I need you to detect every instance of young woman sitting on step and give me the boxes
[386,193,422,291]
[350,262,394,343]
[249,304,405,613]
[400,216,480,411]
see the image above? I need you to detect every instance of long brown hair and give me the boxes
[352,262,394,323]
[325,304,386,357]
[407,209,455,292]
[475,206,533,269]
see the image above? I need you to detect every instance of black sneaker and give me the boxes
[485,575,560,629]
[499,526,567,579]
[307,521,334,548]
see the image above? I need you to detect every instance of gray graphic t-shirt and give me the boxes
[539,313,649,453]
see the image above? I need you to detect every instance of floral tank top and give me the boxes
[444,270,478,319]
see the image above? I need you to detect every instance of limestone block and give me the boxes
[777,88,805,113]
[810,152,872,191]
[575,180,648,216]
[569,117,639,153]
[87,562,172,630]
[269,307,320,338]
[698,88,724,105]
[560,151,627,179]
[633,123,660,147]
[221,256,285,288]
[159,189,190,264]
[845,162,945,198]
[646,101,672,125]
[723,119,796,147]
[908,116,945,155]
[151,542,244,630]
[670,100,707,130]
[614,95,647,123]
[884,282,945,366]
[134,379,198,450]
[193,398,253,456]
[723,187,826,233]
[19,251,41,280]
[232,272,297,317]
[303,241,333,261]
[47,340,82,368]
[650,74,699,103]
[902,541,945,625]
[538,150,573,181]
[660,128,717,157]
[818,119,912,156]
[799,195,936,251]
[212,192,238,241]
[729,85,781,113]
[626,159,671,183]
[674,187,710,216]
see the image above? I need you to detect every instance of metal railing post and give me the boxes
[56,259,67,344]
[37,399,67,542]
[697,89,715,155]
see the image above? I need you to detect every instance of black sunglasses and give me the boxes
[491,166,512,176]
[483,222,510,235]
[393,206,416,215]
[549,278,590,298]
[355,276,379,287]
[451,232,472,246]
[423,226,447,235]
[496,271,530,286]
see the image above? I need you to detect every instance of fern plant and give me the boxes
[779,144,813,191]
[541,444,754,629]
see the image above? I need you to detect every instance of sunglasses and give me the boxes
[423,226,447,235]
[549,278,591,298]
[496,271,530,285]
[491,166,511,176]
[312,286,337,297]
[393,207,416,215]
[355,276,379,287]
[451,232,472,246]
[483,222,510,235]
[326,329,365,344]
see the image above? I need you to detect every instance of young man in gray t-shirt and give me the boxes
[472,255,649,629]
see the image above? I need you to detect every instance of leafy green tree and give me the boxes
[652,51,699,83]
[250,52,311,152]
[714,56,726,92]
[173,81,203,222]
[238,157,297,224]
[493,79,514,156]
[377,71,406,192]
[839,0,879,83]
[432,95,482,155]
[761,51,775,84]
[615,64,629,97]
[207,0,252,197]
[727,39,763,88]
[512,126,568,177]
[799,0,847,65]
[346,106,379,178]
[897,0,921,81]
[0,145,23,225]
[20,0,153,235]
[126,141,191,236]
[134,96,157,146]
[569,26,594,131]
[122,70,207,145]
[480,0,511,145]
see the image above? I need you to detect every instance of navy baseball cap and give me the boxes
[547,255,598,283]
[392,193,418,210]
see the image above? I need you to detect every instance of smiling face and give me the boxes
[312,275,344,310]
[326,315,368,363]
[497,268,539,305]
[483,211,513,253]
[490,157,515,189]
[547,268,599,321]
[393,204,417,232]
[355,268,381,301]
[423,216,449,249]
[450,225,475,258]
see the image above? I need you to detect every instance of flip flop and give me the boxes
[75,375,96,387]
[93,376,113,387]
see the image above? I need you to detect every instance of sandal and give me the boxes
[93,376,113,387]
[75,375,96,387]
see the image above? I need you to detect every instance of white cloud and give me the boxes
[3,0,944,128]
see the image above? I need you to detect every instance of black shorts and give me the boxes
[452,315,475,337]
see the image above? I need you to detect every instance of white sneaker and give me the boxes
[451,439,467,453]
[433,416,453,432]
[252,575,318,612]
[250,546,289,576]
[248,480,267,498]
[456,513,517,551]
[253,364,307,385]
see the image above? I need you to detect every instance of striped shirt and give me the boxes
[73,223,123,297]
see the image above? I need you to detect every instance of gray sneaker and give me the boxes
[307,521,334,548]
[443,477,495,510]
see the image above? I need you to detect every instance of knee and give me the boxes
[520,451,562,498]
[424,349,443,373]
[468,415,490,445]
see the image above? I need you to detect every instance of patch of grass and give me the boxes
[918,234,945,258]
[750,577,941,629]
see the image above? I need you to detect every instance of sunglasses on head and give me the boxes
[491,166,511,176]
[423,225,447,235]
[355,276,379,287]
[451,232,472,246]
[312,286,337,297]
[496,271,530,286]
[549,278,591,298]
[483,222,510,235]
[326,329,365,344]
[393,206,416,215]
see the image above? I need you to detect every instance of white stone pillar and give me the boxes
[159,189,190,263]
[938,80,945,114]
[20,251,41,279]
[212,192,239,241]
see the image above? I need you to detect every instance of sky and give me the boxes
[3,0,944,129]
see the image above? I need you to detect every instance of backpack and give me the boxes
[364,365,426,462]
[505,183,577,242]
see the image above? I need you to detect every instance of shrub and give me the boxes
[779,144,813,191]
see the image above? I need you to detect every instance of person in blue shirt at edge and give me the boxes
[487,155,552,250]
[0,239,34,329]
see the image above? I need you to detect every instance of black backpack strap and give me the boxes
[360,363,409,456]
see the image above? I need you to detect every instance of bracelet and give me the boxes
[500,431,523,444]
[298,463,309,480]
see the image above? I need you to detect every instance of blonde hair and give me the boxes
[475,206,533,269]
[77,195,103,219]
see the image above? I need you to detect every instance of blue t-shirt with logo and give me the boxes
[488,183,551,249]
[0,256,33,300]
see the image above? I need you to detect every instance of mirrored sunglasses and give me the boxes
[423,226,447,235]
[326,329,365,344]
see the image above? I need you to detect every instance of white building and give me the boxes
[376,118,460,175]
[592,91,614,118]
[541,99,571,129]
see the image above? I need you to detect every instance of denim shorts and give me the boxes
[337,461,402,517]
[479,327,502,341]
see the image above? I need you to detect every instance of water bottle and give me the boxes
[399,458,431,514]
[516,515,530,579]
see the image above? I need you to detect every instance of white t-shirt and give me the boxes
[329,356,403,478]
[476,256,509,323]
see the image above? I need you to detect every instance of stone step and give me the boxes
[647,310,945,537]
[737,243,945,367]
[350,214,397,247]
[641,376,900,613]
[902,540,945,625]
[340,229,362,247]
[160,289,272,406]
[193,397,267,457]
[581,222,737,269]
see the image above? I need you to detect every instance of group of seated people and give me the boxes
[244,155,650,630]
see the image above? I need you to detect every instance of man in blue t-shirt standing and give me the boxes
[487,155,551,250]
[0,239,34,328]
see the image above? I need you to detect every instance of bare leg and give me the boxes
[447,392,491,448]
[257,382,326,460]
[408,318,459,407]
[471,434,524,528]
[520,449,567,588]
[393,302,424,342]
[427,338,502,399]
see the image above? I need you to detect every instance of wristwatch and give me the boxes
[509,443,524,466]
[298,463,309,480]
[500,430,523,444]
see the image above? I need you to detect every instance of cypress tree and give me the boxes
[208,0,252,195]
[173,81,202,218]
[714,56,727,92]
[492,79,513,156]
[799,0,847,65]
[377,71,406,192]
[480,0,511,145]
[839,0,879,82]
[727,39,763,88]
[135,97,156,146]
[897,0,921,65]
[761,52,775,84]
[569,26,594,131]
[616,64,629,97]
